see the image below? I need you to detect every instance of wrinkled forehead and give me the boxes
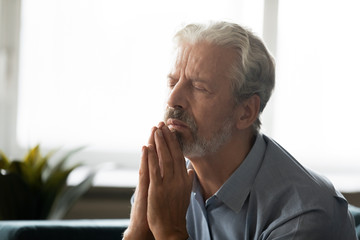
[170,42,236,80]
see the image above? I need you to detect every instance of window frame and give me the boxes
[0,0,22,158]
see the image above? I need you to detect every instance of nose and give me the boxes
[167,77,188,110]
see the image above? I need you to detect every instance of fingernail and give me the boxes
[158,122,165,128]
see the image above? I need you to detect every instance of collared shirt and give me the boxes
[186,134,357,240]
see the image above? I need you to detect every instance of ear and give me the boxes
[235,95,261,130]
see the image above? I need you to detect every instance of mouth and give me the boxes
[166,118,189,132]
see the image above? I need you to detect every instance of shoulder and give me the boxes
[248,135,355,239]
[256,134,340,199]
[259,208,356,240]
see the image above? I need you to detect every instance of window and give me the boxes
[265,0,360,191]
[13,0,264,168]
[2,0,359,191]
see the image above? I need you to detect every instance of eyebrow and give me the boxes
[191,78,208,83]
[167,73,176,80]
[167,73,208,84]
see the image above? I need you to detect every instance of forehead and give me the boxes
[172,41,236,81]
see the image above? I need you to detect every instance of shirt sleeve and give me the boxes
[264,208,357,240]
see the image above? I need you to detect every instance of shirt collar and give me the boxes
[214,133,267,213]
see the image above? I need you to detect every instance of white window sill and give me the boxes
[68,167,138,188]
[68,167,360,193]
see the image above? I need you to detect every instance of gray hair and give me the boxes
[174,21,275,133]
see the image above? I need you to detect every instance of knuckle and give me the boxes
[150,166,160,177]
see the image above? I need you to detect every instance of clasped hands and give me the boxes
[124,122,194,240]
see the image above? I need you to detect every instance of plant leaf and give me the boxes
[10,160,42,189]
[40,165,79,218]
[8,161,24,176]
[0,150,10,169]
[23,145,41,166]
[48,169,96,219]
[50,146,85,174]
[33,150,55,184]
[0,146,90,220]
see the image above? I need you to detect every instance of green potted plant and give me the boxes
[0,145,95,220]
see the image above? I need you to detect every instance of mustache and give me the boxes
[164,107,197,132]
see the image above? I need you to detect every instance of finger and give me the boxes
[161,125,187,174]
[154,128,174,179]
[148,127,158,146]
[147,122,164,146]
[136,146,150,200]
[148,144,162,185]
[157,121,165,128]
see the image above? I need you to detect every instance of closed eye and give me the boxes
[168,81,177,89]
[192,81,209,93]
[167,75,178,89]
[193,85,206,91]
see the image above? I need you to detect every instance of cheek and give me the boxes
[190,91,235,133]
[193,105,225,132]
[200,100,235,123]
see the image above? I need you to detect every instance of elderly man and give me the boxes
[123,22,356,240]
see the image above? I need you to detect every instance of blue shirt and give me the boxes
[186,134,356,239]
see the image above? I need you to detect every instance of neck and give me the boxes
[188,129,256,200]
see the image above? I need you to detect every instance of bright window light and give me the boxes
[272,0,360,174]
[17,0,264,167]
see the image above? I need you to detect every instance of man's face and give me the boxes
[164,41,238,158]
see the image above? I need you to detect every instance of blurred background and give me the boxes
[1,0,360,219]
